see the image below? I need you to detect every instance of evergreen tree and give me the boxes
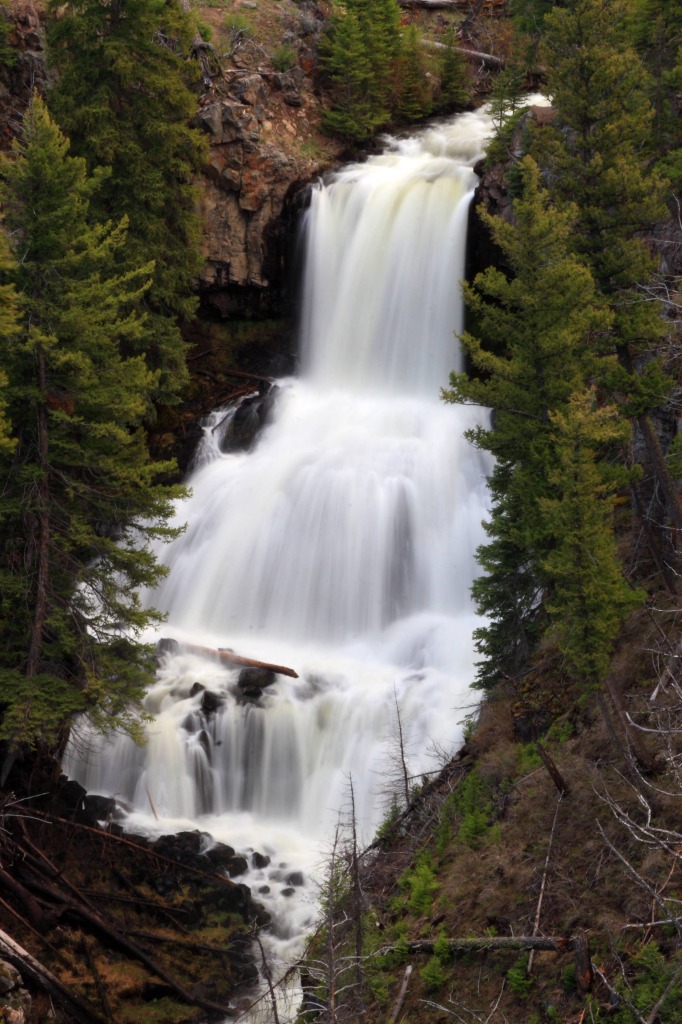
[538,0,681,541]
[627,0,682,177]
[321,5,382,141]
[0,234,18,457]
[362,0,401,114]
[439,25,470,110]
[0,97,184,748]
[45,0,207,403]
[394,26,432,123]
[321,0,405,141]
[444,158,611,687]
[542,391,643,688]
[538,0,667,338]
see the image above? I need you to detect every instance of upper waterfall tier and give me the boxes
[299,108,497,396]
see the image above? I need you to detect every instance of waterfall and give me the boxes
[63,103,515,1011]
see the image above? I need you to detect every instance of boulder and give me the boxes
[201,689,224,715]
[237,667,277,690]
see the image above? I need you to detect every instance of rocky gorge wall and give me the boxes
[0,0,341,324]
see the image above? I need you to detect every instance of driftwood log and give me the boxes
[181,641,299,678]
[420,38,504,67]
[402,935,565,954]
[389,933,593,993]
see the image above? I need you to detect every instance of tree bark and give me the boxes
[402,935,564,954]
[536,741,570,796]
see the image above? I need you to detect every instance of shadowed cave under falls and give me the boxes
[64,104,512,1018]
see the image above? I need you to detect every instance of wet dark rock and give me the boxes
[226,855,249,878]
[281,887,295,897]
[50,778,87,819]
[204,841,237,869]
[252,851,271,869]
[285,870,305,887]
[201,689,224,715]
[155,636,180,658]
[189,681,205,697]
[83,794,116,822]
[215,882,251,916]
[258,885,270,894]
[218,384,280,454]
[153,830,207,863]
[237,667,277,690]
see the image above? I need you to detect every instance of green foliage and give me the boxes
[627,0,682,173]
[609,944,682,1023]
[454,770,494,849]
[272,44,296,71]
[0,5,17,70]
[321,0,422,140]
[0,96,183,747]
[223,12,254,40]
[46,0,208,405]
[394,25,432,123]
[509,0,568,34]
[444,157,611,689]
[506,954,534,998]
[420,952,447,990]
[376,795,401,841]
[543,717,575,746]
[516,743,542,774]
[561,962,577,993]
[321,4,381,141]
[541,392,644,688]
[438,25,469,109]
[537,0,668,353]
[436,791,457,853]
[399,853,439,916]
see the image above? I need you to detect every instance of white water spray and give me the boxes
[64,103,522,1015]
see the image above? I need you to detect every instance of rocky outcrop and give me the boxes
[1,1,337,321]
[0,3,49,149]
[193,1,337,318]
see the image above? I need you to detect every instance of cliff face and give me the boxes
[192,0,344,319]
[1,1,341,322]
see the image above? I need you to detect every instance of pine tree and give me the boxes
[538,0,681,544]
[321,5,381,141]
[45,0,207,403]
[361,0,401,114]
[443,157,611,687]
[439,25,470,110]
[0,234,18,457]
[321,0,403,141]
[538,0,667,335]
[394,25,432,123]
[542,391,643,688]
[0,96,184,749]
[627,0,682,176]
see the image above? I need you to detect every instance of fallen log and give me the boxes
[182,641,299,679]
[0,926,109,1024]
[403,935,564,955]
[420,38,504,67]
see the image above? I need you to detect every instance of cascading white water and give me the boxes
[63,103,517,1015]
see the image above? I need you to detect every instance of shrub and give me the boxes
[272,44,296,71]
